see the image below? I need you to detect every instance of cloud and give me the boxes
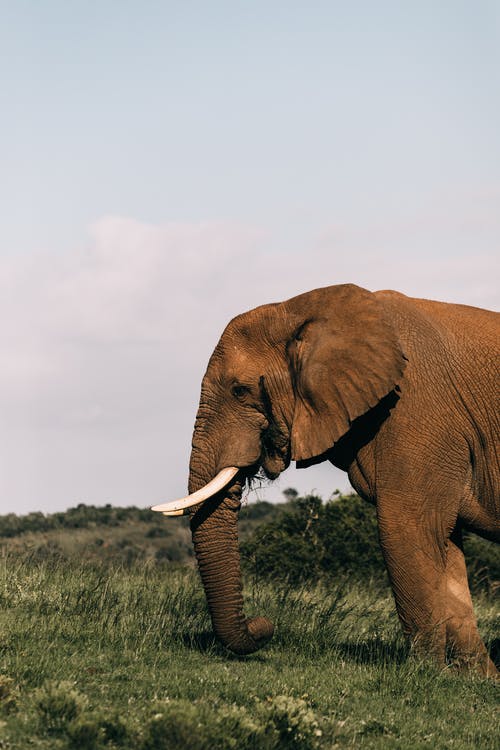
[1,203,498,513]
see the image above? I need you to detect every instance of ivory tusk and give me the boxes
[151,466,239,516]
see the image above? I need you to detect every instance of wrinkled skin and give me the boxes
[187,284,499,675]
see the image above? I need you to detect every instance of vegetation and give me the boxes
[242,493,500,594]
[0,500,277,569]
[0,503,193,569]
[1,493,497,592]
[0,491,498,748]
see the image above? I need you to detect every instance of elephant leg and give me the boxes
[444,531,497,677]
[377,519,448,664]
[382,534,446,665]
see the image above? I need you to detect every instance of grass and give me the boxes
[0,554,498,749]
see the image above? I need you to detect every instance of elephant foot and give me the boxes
[448,651,499,679]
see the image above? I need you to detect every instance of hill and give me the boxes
[0,497,278,568]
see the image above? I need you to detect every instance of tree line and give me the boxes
[1,492,498,592]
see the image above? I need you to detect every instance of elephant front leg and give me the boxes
[378,519,449,664]
[445,531,497,677]
[375,481,461,664]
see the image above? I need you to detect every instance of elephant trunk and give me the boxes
[188,458,274,655]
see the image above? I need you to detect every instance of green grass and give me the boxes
[1,555,498,749]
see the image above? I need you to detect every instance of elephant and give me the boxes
[153,284,499,676]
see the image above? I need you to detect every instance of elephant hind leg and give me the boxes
[445,531,498,678]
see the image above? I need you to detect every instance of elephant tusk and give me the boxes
[151,466,240,516]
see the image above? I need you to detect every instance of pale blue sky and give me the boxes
[1,2,499,513]
[3,1,499,253]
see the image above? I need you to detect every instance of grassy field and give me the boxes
[1,552,498,749]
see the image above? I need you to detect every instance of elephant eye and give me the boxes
[231,384,251,400]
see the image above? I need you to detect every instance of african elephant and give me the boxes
[153,284,499,676]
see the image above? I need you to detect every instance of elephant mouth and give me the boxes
[260,420,291,479]
[152,421,291,516]
[259,452,288,480]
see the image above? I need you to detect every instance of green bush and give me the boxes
[320,494,384,579]
[463,533,500,593]
[0,674,18,714]
[140,700,268,750]
[140,696,322,750]
[264,695,323,749]
[67,715,104,748]
[67,711,130,748]
[240,500,276,520]
[241,493,385,585]
[242,491,499,591]
[33,680,88,735]
[155,539,190,563]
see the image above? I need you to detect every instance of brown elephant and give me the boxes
[153,284,499,676]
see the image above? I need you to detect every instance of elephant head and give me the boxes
[154,284,406,654]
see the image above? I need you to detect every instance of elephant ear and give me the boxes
[287,284,406,462]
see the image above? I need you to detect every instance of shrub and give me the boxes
[97,713,130,745]
[241,493,385,584]
[0,674,18,714]
[67,715,104,748]
[140,696,322,750]
[240,500,276,521]
[241,490,499,591]
[320,494,384,579]
[262,695,323,749]
[146,526,171,538]
[463,533,500,593]
[67,711,130,748]
[140,700,266,750]
[33,680,88,735]
[155,540,190,563]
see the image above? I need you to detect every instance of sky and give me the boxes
[1,1,499,514]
